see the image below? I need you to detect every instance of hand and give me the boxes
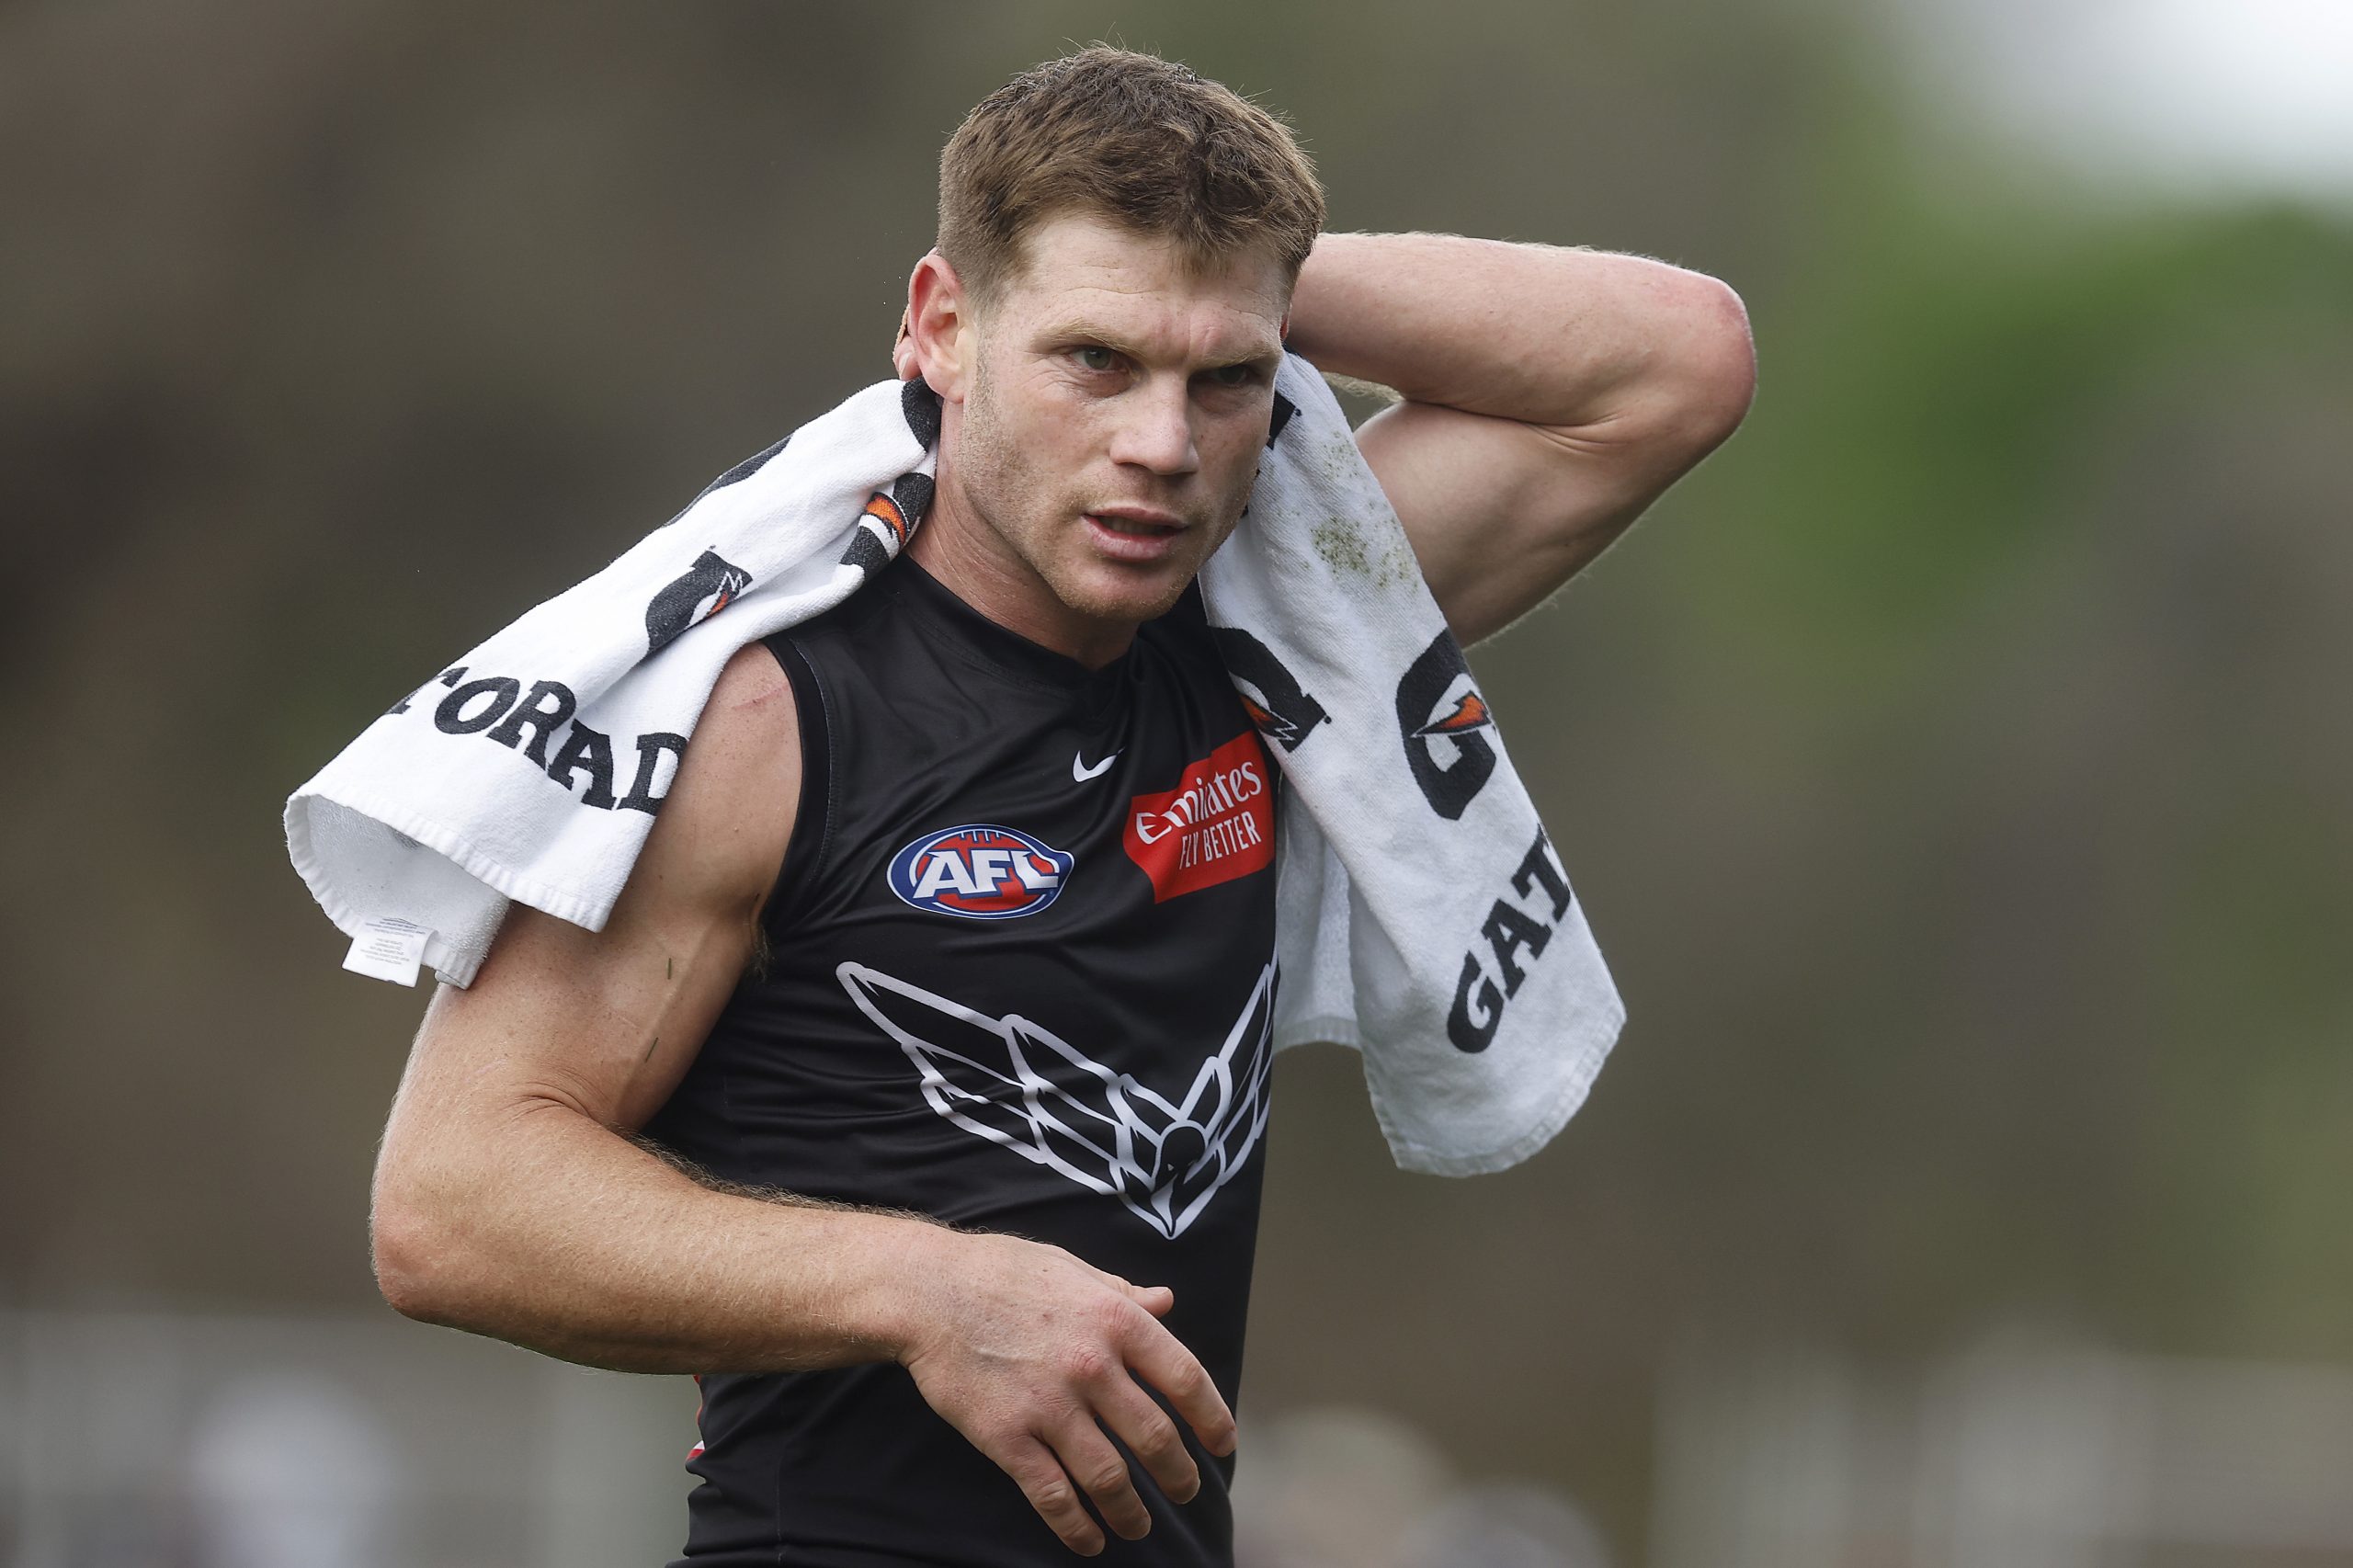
[890,1227,1237,1554]
[892,307,921,380]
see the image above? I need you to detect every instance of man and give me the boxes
[369,46,1752,1566]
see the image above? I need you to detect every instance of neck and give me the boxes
[905,460,1141,671]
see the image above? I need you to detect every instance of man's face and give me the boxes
[936,211,1290,633]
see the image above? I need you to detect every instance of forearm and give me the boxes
[1284,230,1752,434]
[373,1098,938,1374]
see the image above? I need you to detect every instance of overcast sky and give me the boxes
[1897,0,2353,204]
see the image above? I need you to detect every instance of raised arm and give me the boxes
[369,642,1229,1554]
[1282,231,1756,643]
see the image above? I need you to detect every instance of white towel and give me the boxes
[284,356,1622,1176]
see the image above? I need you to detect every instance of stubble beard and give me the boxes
[952,355,1223,628]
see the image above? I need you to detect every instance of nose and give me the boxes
[1106,374,1198,478]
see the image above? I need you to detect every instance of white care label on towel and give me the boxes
[343,916,432,986]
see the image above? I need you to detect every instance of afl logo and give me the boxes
[888,824,1074,920]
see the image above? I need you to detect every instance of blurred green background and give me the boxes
[5,1,2349,1563]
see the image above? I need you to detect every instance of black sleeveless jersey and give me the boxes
[642,552,1281,1567]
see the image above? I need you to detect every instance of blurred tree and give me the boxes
[3,1,2347,1559]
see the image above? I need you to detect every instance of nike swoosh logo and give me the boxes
[1072,751,1120,782]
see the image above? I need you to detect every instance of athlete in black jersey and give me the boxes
[370,46,1753,1568]
[642,560,1281,1563]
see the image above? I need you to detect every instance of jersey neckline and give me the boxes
[892,551,1146,708]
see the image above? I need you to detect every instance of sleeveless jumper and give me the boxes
[643,552,1281,1566]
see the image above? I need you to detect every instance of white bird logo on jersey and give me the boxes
[835,960,1275,1239]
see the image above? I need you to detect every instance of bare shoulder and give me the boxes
[393,640,805,1138]
[632,639,803,921]
[707,637,799,725]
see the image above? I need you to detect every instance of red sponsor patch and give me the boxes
[1123,732,1276,903]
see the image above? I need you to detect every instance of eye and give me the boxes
[1074,346,1120,373]
[1206,363,1261,389]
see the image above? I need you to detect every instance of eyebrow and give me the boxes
[1035,319,1282,370]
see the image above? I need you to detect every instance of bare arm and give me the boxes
[370,644,870,1369]
[369,643,1230,1554]
[1283,231,1756,643]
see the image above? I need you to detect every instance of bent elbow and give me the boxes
[1676,275,1756,449]
[370,1184,471,1326]
[1586,269,1756,470]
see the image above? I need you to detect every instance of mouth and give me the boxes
[1084,510,1187,562]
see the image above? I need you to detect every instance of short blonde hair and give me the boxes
[937,46,1325,305]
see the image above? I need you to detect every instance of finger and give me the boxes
[892,309,920,380]
[1081,1263,1172,1315]
[998,1435,1107,1556]
[1047,1419,1154,1542]
[1122,1323,1235,1457]
[1092,1375,1201,1505]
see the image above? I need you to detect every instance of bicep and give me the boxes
[384,644,802,1151]
[1359,396,1721,646]
[399,899,741,1149]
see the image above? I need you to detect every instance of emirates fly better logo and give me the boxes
[1122,733,1275,903]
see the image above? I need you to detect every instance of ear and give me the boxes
[904,251,976,403]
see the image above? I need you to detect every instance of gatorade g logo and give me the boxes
[1210,627,1327,752]
[1396,630,1496,820]
[903,377,943,449]
[838,472,935,578]
[1266,390,1299,449]
[888,825,1074,920]
[644,551,752,656]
